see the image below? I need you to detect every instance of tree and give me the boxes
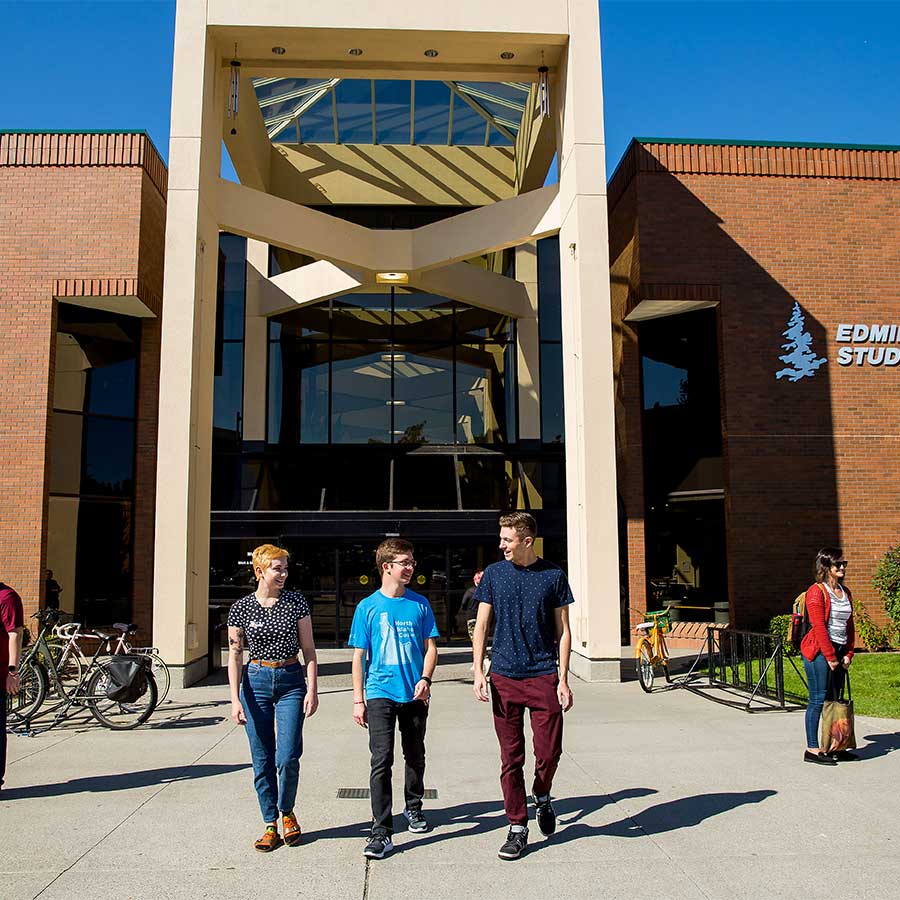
[775,301,826,381]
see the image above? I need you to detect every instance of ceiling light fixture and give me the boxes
[423,49,439,58]
[271,46,286,55]
[500,51,515,60]
[376,272,410,284]
[348,48,363,56]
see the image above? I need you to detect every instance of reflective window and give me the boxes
[332,294,392,341]
[375,80,411,144]
[332,346,392,443]
[413,81,451,144]
[540,343,565,444]
[537,237,562,342]
[456,343,512,444]
[214,342,244,434]
[392,346,454,444]
[394,291,455,342]
[394,455,457,510]
[336,79,373,143]
[215,234,247,440]
[82,417,135,495]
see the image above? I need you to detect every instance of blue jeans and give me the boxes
[240,662,307,823]
[803,642,846,748]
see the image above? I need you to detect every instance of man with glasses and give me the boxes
[349,538,439,859]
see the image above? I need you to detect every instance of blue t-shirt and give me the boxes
[475,558,574,678]
[348,589,440,703]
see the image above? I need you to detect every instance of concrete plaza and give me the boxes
[2,650,899,900]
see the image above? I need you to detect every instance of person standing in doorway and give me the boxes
[461,570,484,669]
[349,538,439,860]
[472,512,574,860]
[227,545,319,852]
[44,570,62,611]
[1,580,25,793]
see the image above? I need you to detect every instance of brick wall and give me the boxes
[610,140,900,636]
[0,133,165,641]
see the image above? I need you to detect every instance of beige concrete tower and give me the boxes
[155,0,618,685]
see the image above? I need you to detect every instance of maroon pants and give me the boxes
[490,672,563,826]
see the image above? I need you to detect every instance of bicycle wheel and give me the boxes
[636,642,655,693]
[148,653,171,705]
[6,659,49,724]
[86,663,158,730]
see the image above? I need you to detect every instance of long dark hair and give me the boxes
[815,547,843,583]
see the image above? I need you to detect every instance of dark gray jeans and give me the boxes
[367,698,428,835]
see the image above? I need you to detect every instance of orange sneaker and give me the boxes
[283,812,302,846]
[254,827,283,852]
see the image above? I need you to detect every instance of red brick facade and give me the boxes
[0,132,166,641]
[610,139,900,637]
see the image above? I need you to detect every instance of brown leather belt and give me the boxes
[250,656,299,668]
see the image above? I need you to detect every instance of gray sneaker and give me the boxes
[404,808,428,833]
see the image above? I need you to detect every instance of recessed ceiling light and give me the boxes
[376,272,410,284]
[500,51,515,60]
[423,49,439,58]
[348,48,363,56]
[271,46,286,55]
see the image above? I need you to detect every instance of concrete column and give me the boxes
[242,239,270,443]
[515,243,541,441]
[556,3,621,680]
[152,1,222,687]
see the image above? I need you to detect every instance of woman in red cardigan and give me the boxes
[800,547,856,765]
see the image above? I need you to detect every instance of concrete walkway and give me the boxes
[2,650,899,900]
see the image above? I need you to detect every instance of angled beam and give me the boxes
[216,178,405,271]
[223,75,273,191]
[218,178,558,275]
[251,261,366,317]
[411,183,560,271]
[410,263,533,320]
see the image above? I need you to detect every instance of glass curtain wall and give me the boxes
[47,305,140,625]
[537,237,565,444]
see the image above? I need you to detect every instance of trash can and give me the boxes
[714,601,730,625]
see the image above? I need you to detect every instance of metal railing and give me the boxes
[685,627,807,711]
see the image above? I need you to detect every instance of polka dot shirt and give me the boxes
[227,590,311,661]
[474,558,574,678]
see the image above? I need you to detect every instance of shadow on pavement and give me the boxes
[300,788,776,855]
[1,763,251,800]
[858,731,900,759]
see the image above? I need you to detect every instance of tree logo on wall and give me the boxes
[776,301,827,381]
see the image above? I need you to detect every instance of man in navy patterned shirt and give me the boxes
[472,512,574,860]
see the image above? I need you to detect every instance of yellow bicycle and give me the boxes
[634,608,675,693]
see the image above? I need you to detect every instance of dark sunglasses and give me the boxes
[833,560,848,569]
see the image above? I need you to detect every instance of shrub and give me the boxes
[872,543,900,639]
[769,614,798,655]
[853,600,895,651]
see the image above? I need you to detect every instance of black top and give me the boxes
[474,558,574,678]
[227,590,310,661]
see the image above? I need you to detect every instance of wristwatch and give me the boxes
[8,665,17,674]
[419,675,432,686]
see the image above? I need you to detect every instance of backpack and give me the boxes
[789,591,810,651]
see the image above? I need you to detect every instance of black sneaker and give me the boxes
[498,827,528,860]
[364,833,394,859]
[404,808,428,833]
[535,797,556,836]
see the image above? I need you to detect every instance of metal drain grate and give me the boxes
[336,788,438,799]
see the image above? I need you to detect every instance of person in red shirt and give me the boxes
[800,548,856,765]
[1,580,25,791]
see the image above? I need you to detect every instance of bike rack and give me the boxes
[673,626,807,712]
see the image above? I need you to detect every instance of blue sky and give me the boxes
[1,0,899,180]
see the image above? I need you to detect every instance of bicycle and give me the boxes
[6,608,158,732]
[633,608,675,693]
[49,619,171,705]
